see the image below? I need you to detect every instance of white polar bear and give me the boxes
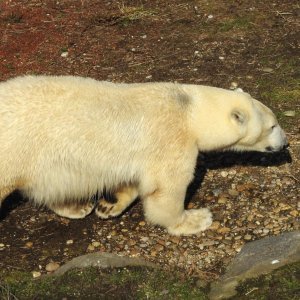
[0,76,288,235]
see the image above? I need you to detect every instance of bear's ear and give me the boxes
[231,110,246,125]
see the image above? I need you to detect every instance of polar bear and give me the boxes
[0,76,288,235]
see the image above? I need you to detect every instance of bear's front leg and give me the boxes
[143,185,212,236]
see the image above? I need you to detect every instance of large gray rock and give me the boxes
[53,252,157,276]
[209,231,300,300]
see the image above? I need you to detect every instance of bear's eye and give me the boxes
[271,125,276,130]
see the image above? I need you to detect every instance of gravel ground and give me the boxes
[1,141,298,280]
[0,0,299,282]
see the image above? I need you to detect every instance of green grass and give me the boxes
[117,4,156,26]
[0,267,208,300]
[258,57,299,129]
[218,17,253,32]
[232,262,300,300]
[1,263,300,299]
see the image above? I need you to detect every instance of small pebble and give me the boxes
[217,227,231,234]
[154,244,164,252]
[169,237,180,244]
[92,241,101,247]
[128,240,137,246]
[262,67,274,73]
[45,262,60,272]
[221,171,228,177]
[218,196,228,204]
[230,82,238,89]
[262,228,270,234]
[87,244,95,251]
[244,234,252,240]
[32,271,41,278]
[289,210,298,217]
[283,110,295,117]
[228,189,239,196]
[25,242,33,248]
[66,240,73,245]
[209,221,221,230]
[61,51,68,57]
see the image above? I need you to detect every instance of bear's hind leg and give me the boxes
[49,202,95,219]
[95,185,138,219]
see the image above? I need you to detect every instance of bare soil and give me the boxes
[0,0,299,285]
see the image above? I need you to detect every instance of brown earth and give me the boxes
[0,0,299,282]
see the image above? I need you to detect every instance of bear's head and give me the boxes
[187,86,288,153]
[229,97,288,152]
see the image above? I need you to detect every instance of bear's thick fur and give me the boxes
[0,76,288,235]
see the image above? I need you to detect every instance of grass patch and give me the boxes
[1,263,299,299]
[261,86,299,129]
[0,267,208,300]
[232,262,300,300]
[218,17,253,32]
[4,12,23,24]
[257,56,299,129]
[118,4,156,26]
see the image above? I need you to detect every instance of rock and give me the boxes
[66,240,73,245]
[236,183,255,192]
[217,227,231,234]
[32,271,41,278]
[289,210,298,217]
[261,67,274,73]
[209,221,221,230]
[220,171,228,177]
[244,234,252,241]
[128,239,137,246]
[209,231,300,300]
[92,241,101,247]
[283,110,296,117]
[230,82,238,89]
[46,262,60,272]
[87,244,95,251]
[218,196,228,204]
[169,236,180,244]
[60,51,68,58]
[25,242,33,248]
[154,244,164,252]
[52,252,157,276]
[228,189,239,197]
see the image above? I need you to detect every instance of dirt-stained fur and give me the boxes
[0,76,288,235]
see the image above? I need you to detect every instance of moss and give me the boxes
[257,56,299,129]
[233,262,300,300]
[0,267,208,300]
[117,5,156,26]
[218,17,253,32]
[1,263,299,299]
